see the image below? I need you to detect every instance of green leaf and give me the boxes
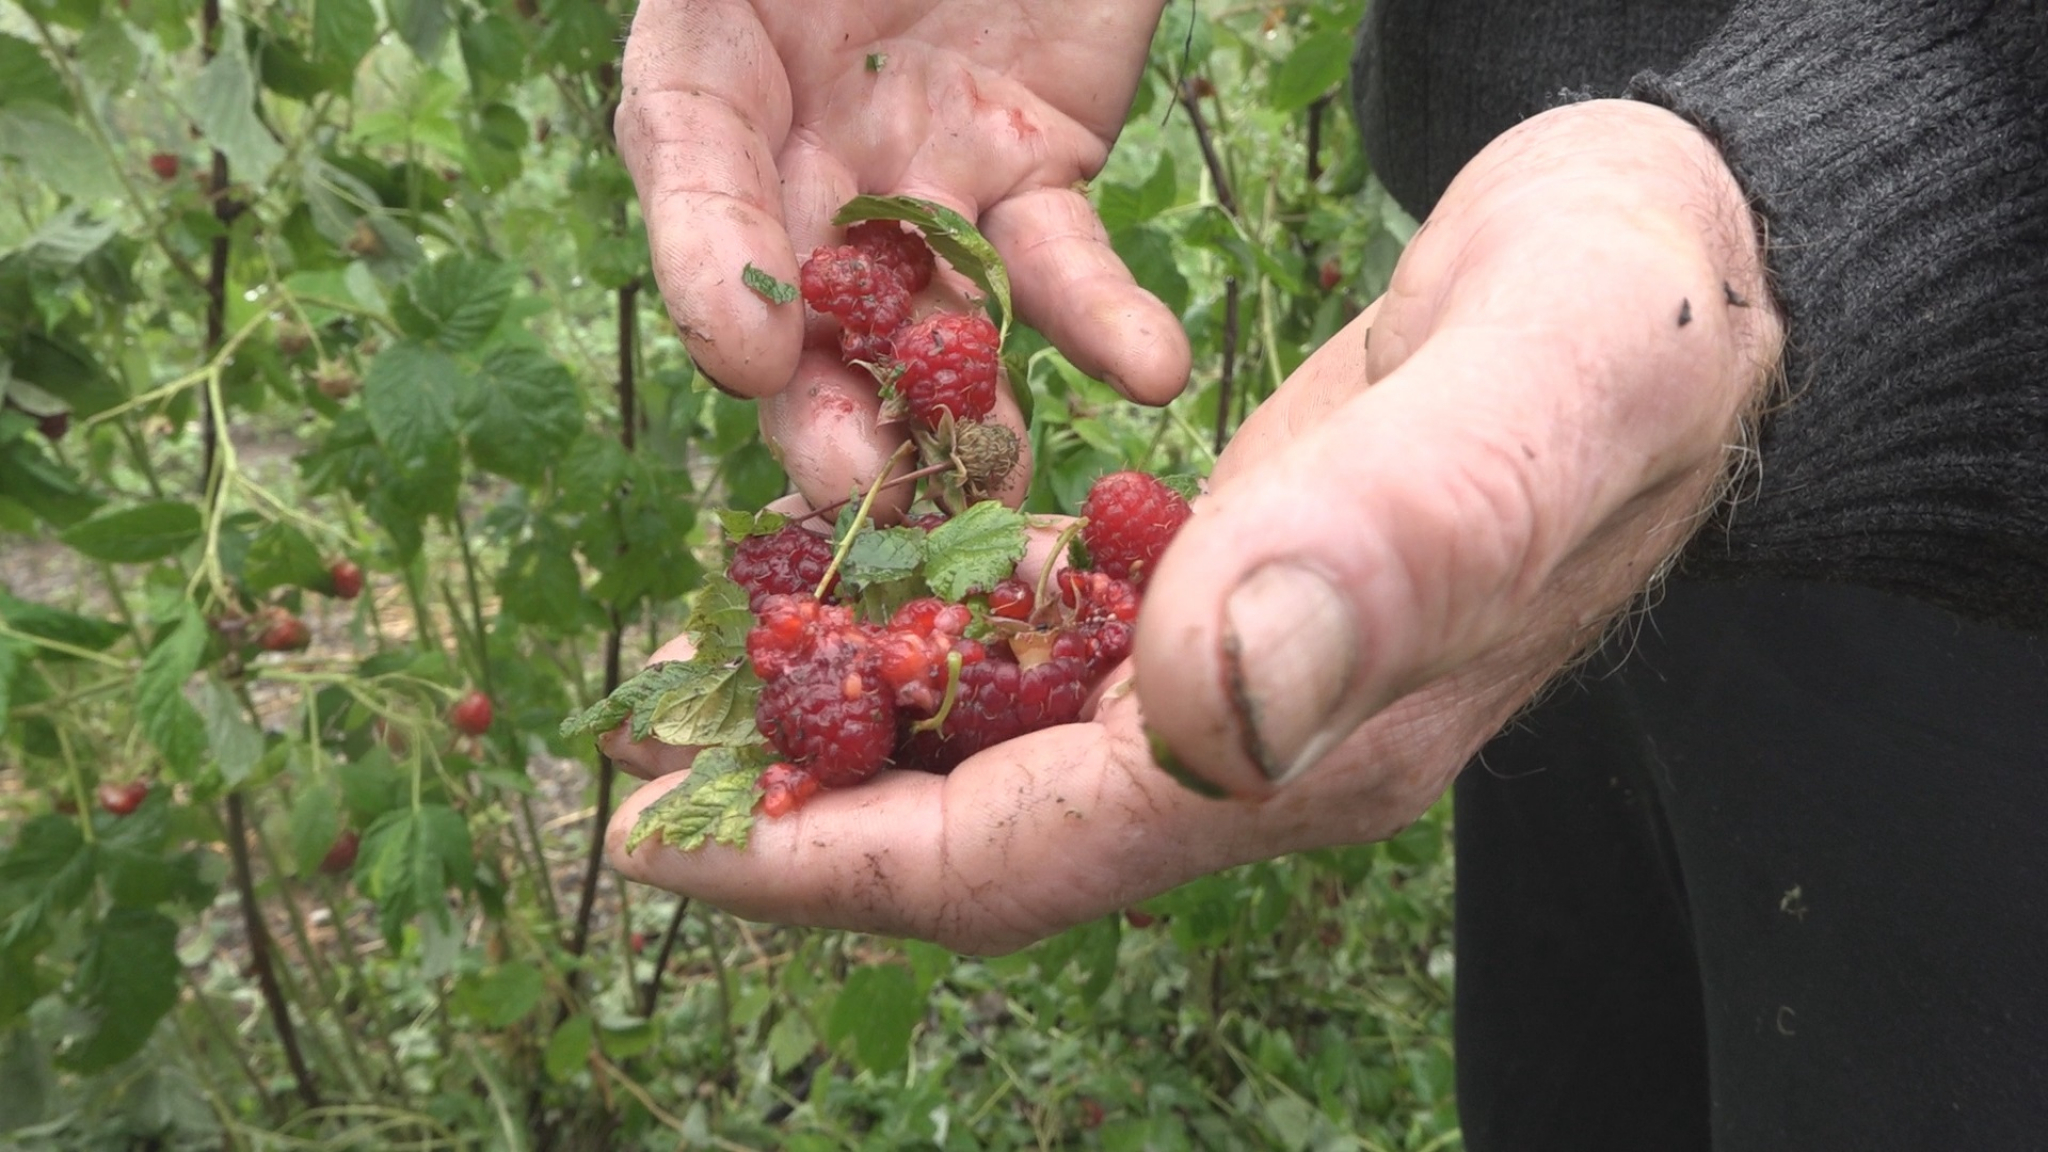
[56,500,200,564]
[194,678,264,786]
[544,1014,594,1081]
[840,526,926,594]
[0,33,69,111]
[241,520,329,592]
[452,961,544,1027]
[363,341,462,515]
[0,106,118,201]
[497,528,593,634]
[387,0,450,60]
[311,0,379,85]
[357,803,473,948]
[833,195,1013,345]
[288,779,345,877]
[393,255,516,351]
[622,747,761,854]
[462,347,584,485]
[0,593,124,655]
[0,434,101,527]
[645,661,760,748]
[1268,28,1353,113]
[742,263,798,305]
[716,508,789,540]
[560,659,694,740]
[0,638,16,743]
[923,501,1029,599]
[136,605,207,780]
[459,15,529,100]
[683,573,756,660]
[58,908,180,1073]
[187,37,284,182]
[826,964,921,1074]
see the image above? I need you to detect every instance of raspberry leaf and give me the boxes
[716,508,789,541]
[741,263,798,305]
[623,746,763,853]
[832,195,1012,347]
[683,573,754,661]
[923,501,1029,600]
[840,526,926,594]
[1158,474,1204,502]
[559,659,697,739]
[645,661,762,747]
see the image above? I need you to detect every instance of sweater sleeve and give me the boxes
[1624,1,2048,632]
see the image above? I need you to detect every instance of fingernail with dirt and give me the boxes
[1222,563,1357,785]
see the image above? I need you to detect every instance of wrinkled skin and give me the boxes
[608,0,1783,956]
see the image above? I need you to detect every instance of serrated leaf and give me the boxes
[923,501,1029,599]
[840,526,925,594]
[194,678,263,785]
[622,747,761,853]
[462,346,584,485]
[742,263,797,305]
[186,37,284,182]
[288,779,345,876]
[0,33,69,111]
[716,508,788,540]
[1268,27,1353,113]
[311,0,379,84]
[137,605,207,779]
[241,520,329,592]
[833,196,1012,346]
[452,961,544,1028]
[58,501,201,563]
[559,659,697,739]
[57,908,180,1073]
[826,964,921,1073]
[357,803,473,949]
[1157,473,1203,502]
[363,342,462,518]
[393,255,516,350]
[646,661,760,747]
[684,573,755,659]
[0,106,118,202]
[0,593,123,654]
[544,1014,594,1081]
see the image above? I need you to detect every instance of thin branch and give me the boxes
[637,897,691,1018]
[224,794,322,1110]
[1214,278,1241,455]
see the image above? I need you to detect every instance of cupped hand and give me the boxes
[617,0,1191,508]
[605,100,1785,954]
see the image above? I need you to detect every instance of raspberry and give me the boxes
[754,647,895,789]
[876,597,975,711]
[801,246,913,338]
[1057,569,1142,673]
[746,595,867,680]
[895,654,1090,775]
[839,326,895,367]
[988,579,1035,621]
[728,525,837,609]
[845,220,935,293]
[1079,471,1192,589]
[891,311,999,429]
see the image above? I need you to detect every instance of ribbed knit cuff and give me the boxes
[1626,1,2048,631]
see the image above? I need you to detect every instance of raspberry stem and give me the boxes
[1031,517,1088,625]
[815,442,915,599]
[800,459,954,527]
[910,649,965,734]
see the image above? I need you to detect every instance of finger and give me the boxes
[600,632,703,782]
[606,689,1241,954]
[1138,278,1753,798]
[981,187,1191,405]
[617,0,801,397]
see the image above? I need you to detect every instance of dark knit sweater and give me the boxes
[1353,0,2048,631]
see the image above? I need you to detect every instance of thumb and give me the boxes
[1136,309,1748,798]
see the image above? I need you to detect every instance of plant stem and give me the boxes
[638,898,691,1018]
[223,793,322,1110]
[815,442,915,597]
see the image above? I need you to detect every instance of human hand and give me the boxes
[615,0,1192,509]
[605,100,1784,954]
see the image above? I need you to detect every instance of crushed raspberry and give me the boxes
[728,525,837,609]
[800,245,913,338]
[845,220,936,293]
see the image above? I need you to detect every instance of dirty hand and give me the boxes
[608,100,1784,955]
[615,0,1190,509]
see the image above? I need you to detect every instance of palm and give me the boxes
[617,0,1189,509]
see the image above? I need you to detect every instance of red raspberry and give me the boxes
[839,326,895,367]
[1079,472,1192,589]
[728,524,837,609]
[800,246,912,338]
[895,654,1089,775]
[757,763,823,818]
[845,220,935,293]
[1057,569,1142,673]
[746,595,868,680]
[987,579,1034,621]
[754,648,896,790]
[891,311,999,429]
[876,598,976,711]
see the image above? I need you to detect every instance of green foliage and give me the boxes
[0,0,1449,1146]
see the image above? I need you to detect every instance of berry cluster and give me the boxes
[800,222,1001,434]
[731,471,1191,816]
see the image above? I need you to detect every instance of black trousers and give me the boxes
[1456,581,2048,1150]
